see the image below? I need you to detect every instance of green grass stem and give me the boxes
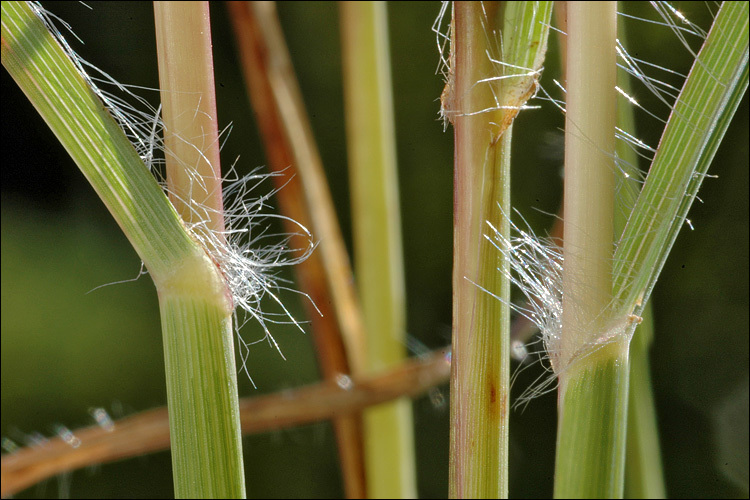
[153,2,245,497]
[448,3,551,497]
[449,4,509,496]
[340,2,415,497]
[554,342,630,498]
[624,307,666,498]
[555,2,622,498]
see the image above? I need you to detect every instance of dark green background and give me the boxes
[2,2,747,498]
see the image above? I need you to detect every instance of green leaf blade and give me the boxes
[613,1,749,313]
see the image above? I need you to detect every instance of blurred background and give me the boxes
[2,2,747,498]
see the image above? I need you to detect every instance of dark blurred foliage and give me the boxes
[2,2,747,498]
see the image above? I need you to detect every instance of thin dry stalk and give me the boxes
[227,2,370,496]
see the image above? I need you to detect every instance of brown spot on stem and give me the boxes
[486,375,507,422]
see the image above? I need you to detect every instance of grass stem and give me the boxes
[340,2,416,497]
[153,3,245,496]
[555,3,625,498]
